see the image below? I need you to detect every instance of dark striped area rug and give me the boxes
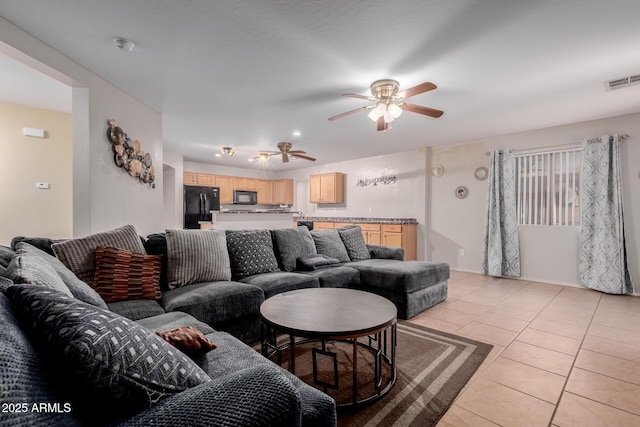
[337,322,493,426]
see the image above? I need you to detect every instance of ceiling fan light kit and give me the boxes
[329,78,443,131]
[253,142,316,163]
[220,146,234,156]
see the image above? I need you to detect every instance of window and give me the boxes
[516,148,581,226]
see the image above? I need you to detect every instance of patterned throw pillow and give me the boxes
[337,226,371,261]
[165,229,231,289]
[310,229,351,263]
[92,246,162,302]
[5,285,210,417]
[156,326,217,356]
[272,227,318,272]
[6,253,73,296]
[51,225,146,285]
[226,230,280,279]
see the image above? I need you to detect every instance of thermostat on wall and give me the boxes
[36,182,50,189]
[24,127,45,138]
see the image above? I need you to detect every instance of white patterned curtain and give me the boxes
[579,135,634,294]
[482,150,520,277]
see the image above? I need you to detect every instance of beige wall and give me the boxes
[430,112,640,288]
[0,102,72,245]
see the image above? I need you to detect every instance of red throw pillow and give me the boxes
[92,246,162,302]
[156,326,217,355]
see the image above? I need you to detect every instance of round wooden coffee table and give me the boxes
[260,288,397,408]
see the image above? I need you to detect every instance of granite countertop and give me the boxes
[294,216,417,225]
[217,209,294,214]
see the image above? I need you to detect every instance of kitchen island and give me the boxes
[210,210,295,230]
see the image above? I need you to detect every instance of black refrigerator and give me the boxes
[184,186,220,229]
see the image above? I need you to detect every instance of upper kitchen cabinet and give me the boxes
[233,177,257,191]
[183,172,215,186]
[256,179,273,204]
[215,175,234,204]
[273,179,293,205]
[310,172,344,204]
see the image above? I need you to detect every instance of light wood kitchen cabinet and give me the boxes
[309,172,344,204]
[313,222,335,230]
[183,172,217,186]
[215,175,234,204]
[183,172,198,185]
[273,179,293,205]
[382,224,417,260]
[233,177,257,191]
[256,179,273,204]
[333,222,354,228]
[356,223,382,245]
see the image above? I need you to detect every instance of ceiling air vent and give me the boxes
[604,74,640,91]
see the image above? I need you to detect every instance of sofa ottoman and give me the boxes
[348,259,449,319]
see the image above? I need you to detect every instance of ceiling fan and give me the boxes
[328,79,444,131]
[255,142,316,163]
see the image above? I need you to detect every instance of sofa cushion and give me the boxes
[51,224,146,285]
[338,226,371,261]
[11,236,66,256]
[156,326,217,356]
[6,285,211,419]
[296,254,341,271]
[0,245,14,268]
[226,230,280,279]
[239,271,320,299]
[136,311,215,335]
[162,281,264,325]
[143,233,169,291]
[310,229,350,263]
[0,291,79,426]
[107,299,166,321]
[301,265,361,288]
[92,246,162,302]
[6,253,73,296]
[349,259,450,293]
[165,229,231,289]
[14,242,107,309]
[272,226,317,272]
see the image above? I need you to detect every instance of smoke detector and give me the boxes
[114,38,135,52]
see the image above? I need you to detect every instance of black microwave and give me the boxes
[233,190,257,205]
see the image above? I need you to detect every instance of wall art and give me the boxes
[356,174,397,187]
[107,119,155,188]
[455,186,468,199]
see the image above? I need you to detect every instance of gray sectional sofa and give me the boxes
[0,224,449,426]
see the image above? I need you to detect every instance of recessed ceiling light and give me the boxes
[215,153,222,157]
[292,130,301,137]
[248,158,254,162]
[114,38,135,52]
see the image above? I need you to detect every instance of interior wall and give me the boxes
[0,102,72,245]
[1,18,164,238]
[431,112,640,287]
[163,150,184,230]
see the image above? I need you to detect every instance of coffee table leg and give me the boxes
[290,334,296,375]
[352,338,358,405]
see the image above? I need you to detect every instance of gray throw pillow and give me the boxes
[338,226,371,261]
[165,229,231,288]
[6,285,210,418]
[15,242,107,309]
[51,225,146,285]
[6,253,73,296]
[272,226,317,271]
[310,229,351,263]
[226,230,280,278]
[0,245,14,268]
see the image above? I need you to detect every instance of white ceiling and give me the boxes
[1,0,640,171]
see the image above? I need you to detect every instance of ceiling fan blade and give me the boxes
[401,102,444,118]
[289,150,307,154]
[397,82,437,99]
[328,105,372,121]
[282,152,289,163]
[341,93,374,101]
[376,116,389,132]
[293,154,316,161]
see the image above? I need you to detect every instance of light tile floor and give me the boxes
[406,271,640,427]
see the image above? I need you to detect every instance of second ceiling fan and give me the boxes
[256,142,316,163]
[329,79,444,131]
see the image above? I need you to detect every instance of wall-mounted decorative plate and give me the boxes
[474,166,489,181]
[432,164,444,177]
[455,186,469,199]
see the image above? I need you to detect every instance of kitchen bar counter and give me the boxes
[294,216,417,225]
